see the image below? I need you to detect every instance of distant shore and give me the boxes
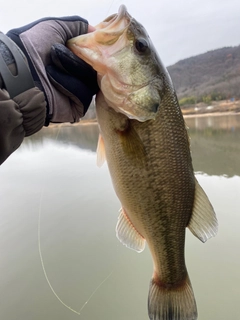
[80,110,240,124]
[181,99,240,117]
[183,111,240,118]
[48,100,240,129]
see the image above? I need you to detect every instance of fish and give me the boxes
[67,5,218,320]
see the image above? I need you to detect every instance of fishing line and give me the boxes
[54,123,62,141]
[78,271,113,314]
[38,2,116,311]
[38,190,81,315]
[106,0,117,15]
[38,125,113,315]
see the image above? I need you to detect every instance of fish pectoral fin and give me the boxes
[116,208,145,253]
[96,134,106,167]
[118,123,146,163]
[188,178,218,243]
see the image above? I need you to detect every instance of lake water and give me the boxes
[0,114,239,320]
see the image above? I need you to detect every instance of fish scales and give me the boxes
[96,86,194,285]
[67,5,218,320]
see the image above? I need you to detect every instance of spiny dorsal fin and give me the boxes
[116,208,145,253]
[96,134,106,167]
[188,178,218,243]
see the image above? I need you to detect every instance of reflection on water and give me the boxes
[24,123,99,152]
[0,114,239,320]
[24,114,240,177]
[185,114,240,177]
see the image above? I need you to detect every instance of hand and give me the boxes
[0,87,46,165]
[6,16,99,124]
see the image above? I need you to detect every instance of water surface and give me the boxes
[0,114,239,319]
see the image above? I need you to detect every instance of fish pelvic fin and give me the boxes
[188,178,218,243]
[148,274,197,320]
[116,208,146,253]
[96,134,106,167]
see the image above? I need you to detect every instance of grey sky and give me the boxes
[1,0,240,66]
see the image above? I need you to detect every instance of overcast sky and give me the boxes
[1,0,240,66]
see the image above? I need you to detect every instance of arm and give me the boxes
[0,16,98,165]
[6,16,98,124]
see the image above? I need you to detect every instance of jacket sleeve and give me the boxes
[0,87,46,165]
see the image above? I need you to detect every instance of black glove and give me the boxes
[0,87,46,165]
[6,16,99,124]
[0,33,46,164]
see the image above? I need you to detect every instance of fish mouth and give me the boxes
[67,5,131,69]
[101,5,130,25]
[115,4,128,18]
[67,5,159,122]
[95,4,131,34]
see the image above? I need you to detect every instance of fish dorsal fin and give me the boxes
[188,178,218,243]
[96,134,106,167]
[116,208,146,253]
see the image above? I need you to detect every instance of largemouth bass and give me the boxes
[68,5,218,320]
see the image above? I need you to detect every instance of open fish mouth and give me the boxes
[99,4,131,28]
[94,4,131,40]
[67,5,131,68]
[67,5,161,122]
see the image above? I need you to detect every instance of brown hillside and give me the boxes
[167,45,240,101]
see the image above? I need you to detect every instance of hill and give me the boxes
[167,45,240,105]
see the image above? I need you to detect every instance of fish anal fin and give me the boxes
[188,178,218,243]
[116,208,145,253]
[148,273,197,320]
[96,134,106,167]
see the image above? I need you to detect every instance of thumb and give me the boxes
[54,16,89,42]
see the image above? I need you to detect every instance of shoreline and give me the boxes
[183,111,240,118]
[48,110,240,129]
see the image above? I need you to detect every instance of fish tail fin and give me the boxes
[148,274,197,320]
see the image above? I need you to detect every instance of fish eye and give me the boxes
[135,38,149,53]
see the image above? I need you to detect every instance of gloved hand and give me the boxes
[6,16,99,125]
[0,87,46,165]
[0,33,47,165]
